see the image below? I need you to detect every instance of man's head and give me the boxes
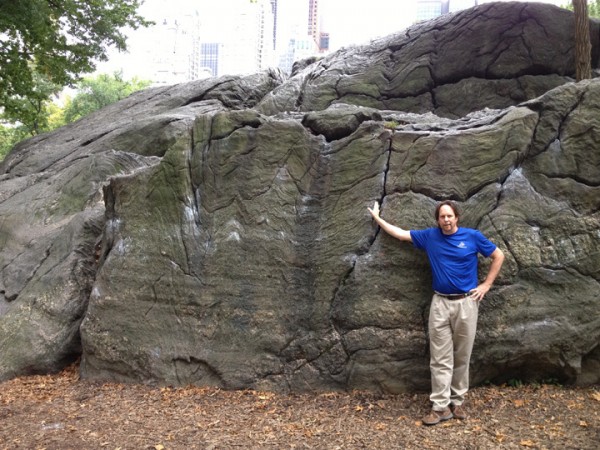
[435,200,459,235]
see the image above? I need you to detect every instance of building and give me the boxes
[308,0,329,53]
[97,0,278,83]
[97,0,326,82]
[107,6,199,86]
[274,0,329,72]
[193,0,276,78]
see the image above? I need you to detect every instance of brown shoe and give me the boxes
[451,404,467,420]
[422,407,453,426]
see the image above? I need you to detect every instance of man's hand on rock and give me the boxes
[368,201,380,219]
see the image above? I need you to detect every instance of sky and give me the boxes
[131,0,568,51]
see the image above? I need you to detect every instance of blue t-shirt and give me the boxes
[410,227,497,294]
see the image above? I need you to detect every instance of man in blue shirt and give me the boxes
[368,200,504,425]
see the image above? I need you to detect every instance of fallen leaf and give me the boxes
[579,420,588,427]
[319,392,338,399]
[513,399,525,407]
[590,391,600,402]
[520,439,536,447]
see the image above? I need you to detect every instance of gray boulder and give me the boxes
[0,2,598,391]
[0,71,284,379]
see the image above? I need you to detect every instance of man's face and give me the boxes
[437,205,458,235]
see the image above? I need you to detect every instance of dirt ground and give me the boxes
[0,364,598,450]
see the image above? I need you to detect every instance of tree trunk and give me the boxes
[574,0,592,81]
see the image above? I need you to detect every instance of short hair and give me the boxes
[435,200,460,221]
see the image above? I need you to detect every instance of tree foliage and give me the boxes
[0,0,151,113]
[1,72,150,161]
[1,72,62,136]
[62,72,151,123]
[562,0,600,17]
[0,125,20,162]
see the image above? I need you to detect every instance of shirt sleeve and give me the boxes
[475,230,497,257]
[410,229,428,250]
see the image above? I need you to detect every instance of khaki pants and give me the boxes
[428,293,479,410]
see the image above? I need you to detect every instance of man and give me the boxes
[368,200,504,425]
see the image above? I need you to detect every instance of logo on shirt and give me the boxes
[457,241,467,249]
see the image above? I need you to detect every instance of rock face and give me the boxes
[1,2,599,391]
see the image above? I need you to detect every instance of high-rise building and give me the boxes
[258,0,277,71]
[271,0,278,51]
[416,0,446,21]
[309,0,319,41]
[196,42,219,78]
[123,8,199,86]
[274,0,324,72]
[319,32,330,53]
[308,0,328,52]
[191,0,276,78]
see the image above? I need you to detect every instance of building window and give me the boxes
[416,1,443,21]
[200,43,219,77]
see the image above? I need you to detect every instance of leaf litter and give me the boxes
[0,364,598,449]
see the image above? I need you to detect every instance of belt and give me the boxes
[435,292,472,300]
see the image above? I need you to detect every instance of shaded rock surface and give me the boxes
[0,2,598,392]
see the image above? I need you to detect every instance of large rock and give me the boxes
[0,71,284,379]
[1,2,598,391]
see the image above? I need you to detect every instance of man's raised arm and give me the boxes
[367,201,412,242]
